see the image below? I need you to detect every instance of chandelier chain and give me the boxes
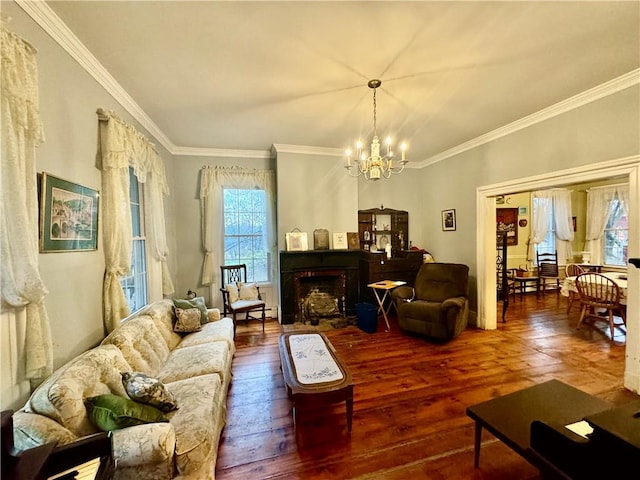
[372,86,377,137]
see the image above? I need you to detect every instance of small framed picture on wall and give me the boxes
[441,209,456,231]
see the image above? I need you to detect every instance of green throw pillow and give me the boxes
[85,394,168,432]
[173,296,208,324]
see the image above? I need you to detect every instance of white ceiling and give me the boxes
[43,1,639,162]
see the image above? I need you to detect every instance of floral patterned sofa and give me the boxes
[11,299,235,480]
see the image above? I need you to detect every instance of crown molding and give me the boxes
[272,144,344,156]
[417,68,640,169]
[18,1,640,164]
[171,145,272,160]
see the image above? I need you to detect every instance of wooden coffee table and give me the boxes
[278,331,354,432]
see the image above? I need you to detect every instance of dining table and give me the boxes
[561,272,628,305]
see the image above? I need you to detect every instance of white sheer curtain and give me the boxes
[529,189,574,262]
[97,110,173,332]
[552,189,574,262]
[585,185,628,265]
[1,20,53,381]
[528,191,553,261]
[199,166,276,307]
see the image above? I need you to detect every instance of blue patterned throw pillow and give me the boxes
[121,372,178,412]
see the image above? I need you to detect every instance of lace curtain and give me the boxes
[585,185,628,265]
[529,189,574,262]
[97,110,174,332]
[199,166,276,305]
[1,20,53,380]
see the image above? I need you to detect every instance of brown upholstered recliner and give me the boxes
[391,262,470,341]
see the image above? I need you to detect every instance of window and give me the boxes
[603,199,628,266]
[121,167,147,313]
[533,197,556,259]
[223,188,269,282]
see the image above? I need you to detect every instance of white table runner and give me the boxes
[288,334,343,385]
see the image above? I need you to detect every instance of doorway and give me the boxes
[476,156,640,392]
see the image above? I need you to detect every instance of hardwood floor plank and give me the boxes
[216,295,632,479]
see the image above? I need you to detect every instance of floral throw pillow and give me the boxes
[238,282,259,301]
[174,307,202,333]
[121,372,178,412]
[173,296,208,324]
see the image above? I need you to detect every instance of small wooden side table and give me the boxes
[512,276,540,300]
[367,280,406,331]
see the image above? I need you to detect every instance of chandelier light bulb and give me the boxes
[345,79,408,180]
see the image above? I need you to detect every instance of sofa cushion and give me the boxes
[142,299,183,351]
[165,374,223,475]
[25,345,132,437]
[173,307,202,333]
[12,411,78,450]
[175,317,235,353]
[173,296,208,324]
[101,316,170,377]
[122,372,178,412]
[158,342,230,384]
[85,394,168,432]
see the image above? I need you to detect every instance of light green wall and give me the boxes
[414,85,639,309]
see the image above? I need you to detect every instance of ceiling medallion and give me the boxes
[345,79,408,180]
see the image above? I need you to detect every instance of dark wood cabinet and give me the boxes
[358,207,409,253]
[359,250,423,304]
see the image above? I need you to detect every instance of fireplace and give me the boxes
[280,250,360,324]
[294,269,346,324]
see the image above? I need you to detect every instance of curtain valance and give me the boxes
[96,109,168,195]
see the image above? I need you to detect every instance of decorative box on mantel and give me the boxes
[280,250,360,324]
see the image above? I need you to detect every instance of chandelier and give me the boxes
[345,79,408,180]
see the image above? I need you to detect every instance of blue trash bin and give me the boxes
[356,303,378,333]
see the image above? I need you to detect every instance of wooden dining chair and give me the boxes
[575,273,626,339]
[564,264,585,313]
[537,250,560,295]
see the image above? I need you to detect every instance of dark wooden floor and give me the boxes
[215,292,634,479]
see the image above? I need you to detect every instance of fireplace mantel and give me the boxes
[280,250,360,324]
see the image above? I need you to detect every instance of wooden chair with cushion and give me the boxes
[220,264,266,334]
[537,250,560,295]
[564,263,585,313]
[575,273,626,339]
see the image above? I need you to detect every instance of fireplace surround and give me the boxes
[280,251,360,324]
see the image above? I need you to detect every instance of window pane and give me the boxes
[131,203,141,237]
[603,199,628,266]
[223,187,270,282]
[121,167,148,315]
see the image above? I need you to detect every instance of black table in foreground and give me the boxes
[465,380,610,470]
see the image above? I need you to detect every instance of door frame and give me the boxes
[476,155,640,392]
